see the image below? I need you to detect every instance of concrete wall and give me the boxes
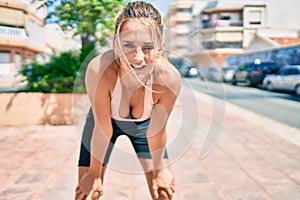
[267,0,300,29]
[225,45,300,67]
[0,93,89,126]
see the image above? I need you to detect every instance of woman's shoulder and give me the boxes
[85,49,118,93]
[156,57,180,77]
[154,57,181,94]
[86,49,118,79]
[87,49,116,72]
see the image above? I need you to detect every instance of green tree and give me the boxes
[20,51,85,93]
[23,0,124,93]
[35,0,124,60]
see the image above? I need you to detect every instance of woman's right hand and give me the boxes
[152,168,176,199]
[75,172,103,200]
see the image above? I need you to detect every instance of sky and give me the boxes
[47,0,175,22]
[142,0,175,17]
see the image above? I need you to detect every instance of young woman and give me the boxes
[75,1,181,200]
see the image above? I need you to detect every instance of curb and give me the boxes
[192,88,300,147]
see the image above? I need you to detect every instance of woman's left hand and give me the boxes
[152,168,176,199]
[75,172,103,200]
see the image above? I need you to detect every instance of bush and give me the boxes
[20,51,86,93]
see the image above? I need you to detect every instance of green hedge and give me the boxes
[20,51,86,93]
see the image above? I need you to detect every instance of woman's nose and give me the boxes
[134,47,145,60]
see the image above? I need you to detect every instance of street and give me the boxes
[185,78,300,129]
[1,0,300,198]
[1,84,300,199]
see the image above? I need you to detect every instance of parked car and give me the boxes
[201,67,223,82]
[263,65,300,95]
[180,65,199,78]
[232,62,279,86]
[221,67,236,82]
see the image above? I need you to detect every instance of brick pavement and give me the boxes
[0,89,300,200]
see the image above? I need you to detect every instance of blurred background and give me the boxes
[1,0,299,128]
[0,1,300,199]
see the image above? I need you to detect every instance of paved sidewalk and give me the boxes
[0,88,300,200]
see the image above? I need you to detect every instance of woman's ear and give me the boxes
[156,48,164,58]
[157,42,166,58]
[112,39,115,49]
[112,38,119,58]
[113,38,117,50]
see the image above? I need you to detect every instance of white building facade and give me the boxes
[166,0,300,68]
[0,0,48,89]
[0,0,81,90]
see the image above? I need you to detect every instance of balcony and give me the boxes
[201,7,244,30]
[0,25,27,39]
[202,27,243,41]
[8,0,30,5]
[174,37,189,48]
[167,41,187,51]
[168,2,192,16]
[174,48,189,57]
[203,19,243,29]
[201,27,243,50]
[173,12,193,22]
[0,0,47,21]
[173,25,190,35]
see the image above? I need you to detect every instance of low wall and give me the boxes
[0,93,90,126]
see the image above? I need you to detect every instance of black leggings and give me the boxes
[78,108,168,166]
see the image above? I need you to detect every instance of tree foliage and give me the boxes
[40,0,124,44]
[20,51,85,93]
[21,0,125,93]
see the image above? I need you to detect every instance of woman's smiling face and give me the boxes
[115,19,162,72]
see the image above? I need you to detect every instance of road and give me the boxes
[184,78,300,129]
[1,88,300,199]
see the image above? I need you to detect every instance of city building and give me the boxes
[45,23,81,54]
[0,0,81,90]
[0,0,48,89]
[165,0,210,67]
[190,0,269,68]
[166,0,300,68]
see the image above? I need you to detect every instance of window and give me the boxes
[244,7,265,27]
[259,63,279,74]
[220,15,230,20]
[0,7,25,27]
[249,10,262,25]
[240,64,253,71]
[279,68,289,76]
[178,8,192,14]
[0,52,9,63]
[0,52,10,74]
[287,68,300,75]
[249,10,262,24]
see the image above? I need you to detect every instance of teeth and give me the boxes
[130,59,146,69]
[131,64,144,69]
